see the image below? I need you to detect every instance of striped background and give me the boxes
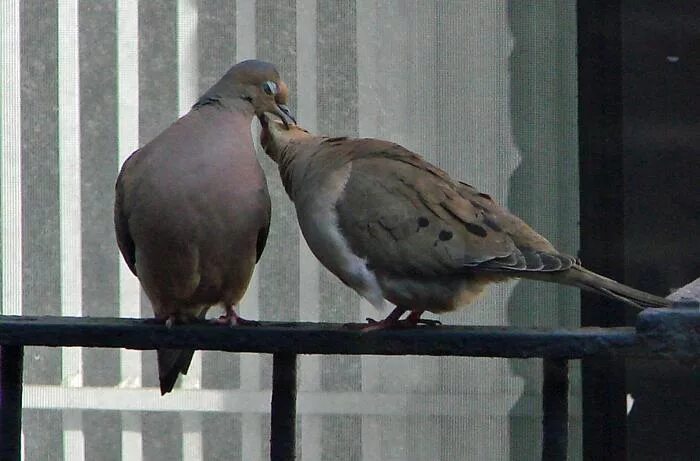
[1,1,580,460]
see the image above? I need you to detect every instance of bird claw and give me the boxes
[361,318,409,331]
[210,313,260,327]
[417,318,442,326]
[342,318,388,330]
[343,308,441,331]
[346,316,442,332]
[232,316,260,327]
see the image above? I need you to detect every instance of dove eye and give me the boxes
[262,81,277,96]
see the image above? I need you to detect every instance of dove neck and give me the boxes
[274,139,318,201]
[192,82,256,115]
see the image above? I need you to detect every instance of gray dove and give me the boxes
[115,60,295,394]
[259,117,669,329]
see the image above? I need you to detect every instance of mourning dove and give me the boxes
[115,60,295,394]
[259,117,669,329]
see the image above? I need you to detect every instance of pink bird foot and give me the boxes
[211,305,260,326]
[346,307,441,331]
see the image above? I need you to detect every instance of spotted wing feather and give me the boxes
[333,140,574,277]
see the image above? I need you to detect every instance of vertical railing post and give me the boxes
[1,345,24,461]
[270,352,297,461]
[542,358,569,461]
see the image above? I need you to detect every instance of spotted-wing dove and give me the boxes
[115,60,295,394]
[259,117,669,329]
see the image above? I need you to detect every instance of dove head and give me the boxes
[195,59,296,127]
[259,114,313,163]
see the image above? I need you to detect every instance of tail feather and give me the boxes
[559,265,670,309]
[157,348,195,395]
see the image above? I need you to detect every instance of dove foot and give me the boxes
[152,314,203,328]
[403,310,441,326]
[145,316,179,327]
[361,317,441,331]
[345,307,441,331]
[211,305,260,327]
[361,318,410,331]
[164,315,180,329]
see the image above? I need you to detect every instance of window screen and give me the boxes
[0,1,579,460]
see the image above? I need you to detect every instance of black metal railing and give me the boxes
[0,306,698,461]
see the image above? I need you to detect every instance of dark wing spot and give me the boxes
[438,230,453,241]
[483,216,502,232]
[477,192,492,200]
[417,217,430,228]
[464,223,488,238]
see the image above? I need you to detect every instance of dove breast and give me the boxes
[289,159,386,310]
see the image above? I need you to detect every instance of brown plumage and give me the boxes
[115,60,295,394]
[260,117,669,328]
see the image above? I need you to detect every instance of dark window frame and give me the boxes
[577,1,629,460]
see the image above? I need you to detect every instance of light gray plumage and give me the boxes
[260,117,669,329]
[115,60,294,394]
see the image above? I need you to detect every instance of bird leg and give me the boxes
[363,306,406,330]
[360,307,441,331]
[212,304,260,326]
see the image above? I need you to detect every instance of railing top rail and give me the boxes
[0,307,697,359]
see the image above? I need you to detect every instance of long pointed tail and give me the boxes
[157,348,195,395]
[556,265,670,309]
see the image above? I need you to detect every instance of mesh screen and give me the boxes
[0,1,579,459]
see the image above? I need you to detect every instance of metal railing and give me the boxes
[1,305,698,461]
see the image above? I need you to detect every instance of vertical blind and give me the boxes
[0,1,580,460]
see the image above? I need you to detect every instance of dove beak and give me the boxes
[274,104,296,128]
